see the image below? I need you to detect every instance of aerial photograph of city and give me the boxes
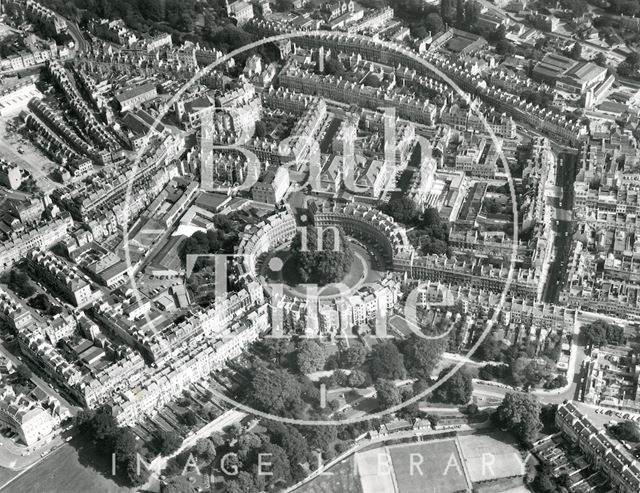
[2,0,640,492]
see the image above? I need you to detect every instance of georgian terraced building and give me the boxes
[556,402,640,493]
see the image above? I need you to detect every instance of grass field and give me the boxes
[0,467,18,490]
[298,456,363,493]
[388,440,469,493]
[355,447,396,493]
[458,433,526,483]
[0,442,132,493]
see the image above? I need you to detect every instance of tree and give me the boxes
[302,425,337,454]
[399,335,444,380]
[540,404,558,431]
[339,343,368,368]
[210,432,225,448]
[254,120,267,139]
[258,443,291,488]
[222,471,260,493]
[532,463,557,493]
[264,421,309,470]
[510,357,551,389]
[424,13,445,35]
[569,42,582,60]
[296,340,326,374]
[161,476,195,493]
[195,438,216,463]
[433,366,473,404]
[610,421,640,442]
[290,226,354,285]
[246,367,303,415]
[28,293,51,311]
[274,0,295,11]
[181,409,199,427]
[113,429,138,459]
[466,403,479,415]
[496,39,514,56]
[375,379,401,409]
[544,374,568,390]
[236,432,264,461]
[368,342,406,381]
[323,57,346,76]
[463,0,481,30]
[3,269,35,299]
[594,53,607,66]
[496,393,543,445]
[475,334,507,361]
[347,369,368,388]
[257,339,293,366]
[441,0,457,24]
[411,25,428,39]
[581,320,625,348]
[15,363,32,383]
[626,51,640,67]
[158,430,182,455]
[383,197,419,224]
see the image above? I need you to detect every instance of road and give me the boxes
[472,313,589,406]
[542,150,579,303]
[65,21,89,53]
[0,343,78,416]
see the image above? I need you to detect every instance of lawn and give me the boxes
[2,441,134,493]
[458,433,526,483]
[0,467,18,490]
[388,439,469,493]
[298,455,363,493]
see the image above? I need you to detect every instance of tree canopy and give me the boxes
[368,342,406,381]
[432,366,473,404]
[382,199,450,255]
[290,226,354,285]
[496,393,543,445]
[375,379,402,409]
[74,409,148,486]
[581,320,625,348]
[339,343,368,369]
[610,421,640,442]
[246,367,303,416]
[398,334,445,381]
[296,340,327,374]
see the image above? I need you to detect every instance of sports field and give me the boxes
[388,440,469,493]
[298,456,363,493]
[355,448,396,493]
[458,433,526,483]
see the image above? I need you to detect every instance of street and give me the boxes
[542,151,579,303]
[0,343,78,416]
